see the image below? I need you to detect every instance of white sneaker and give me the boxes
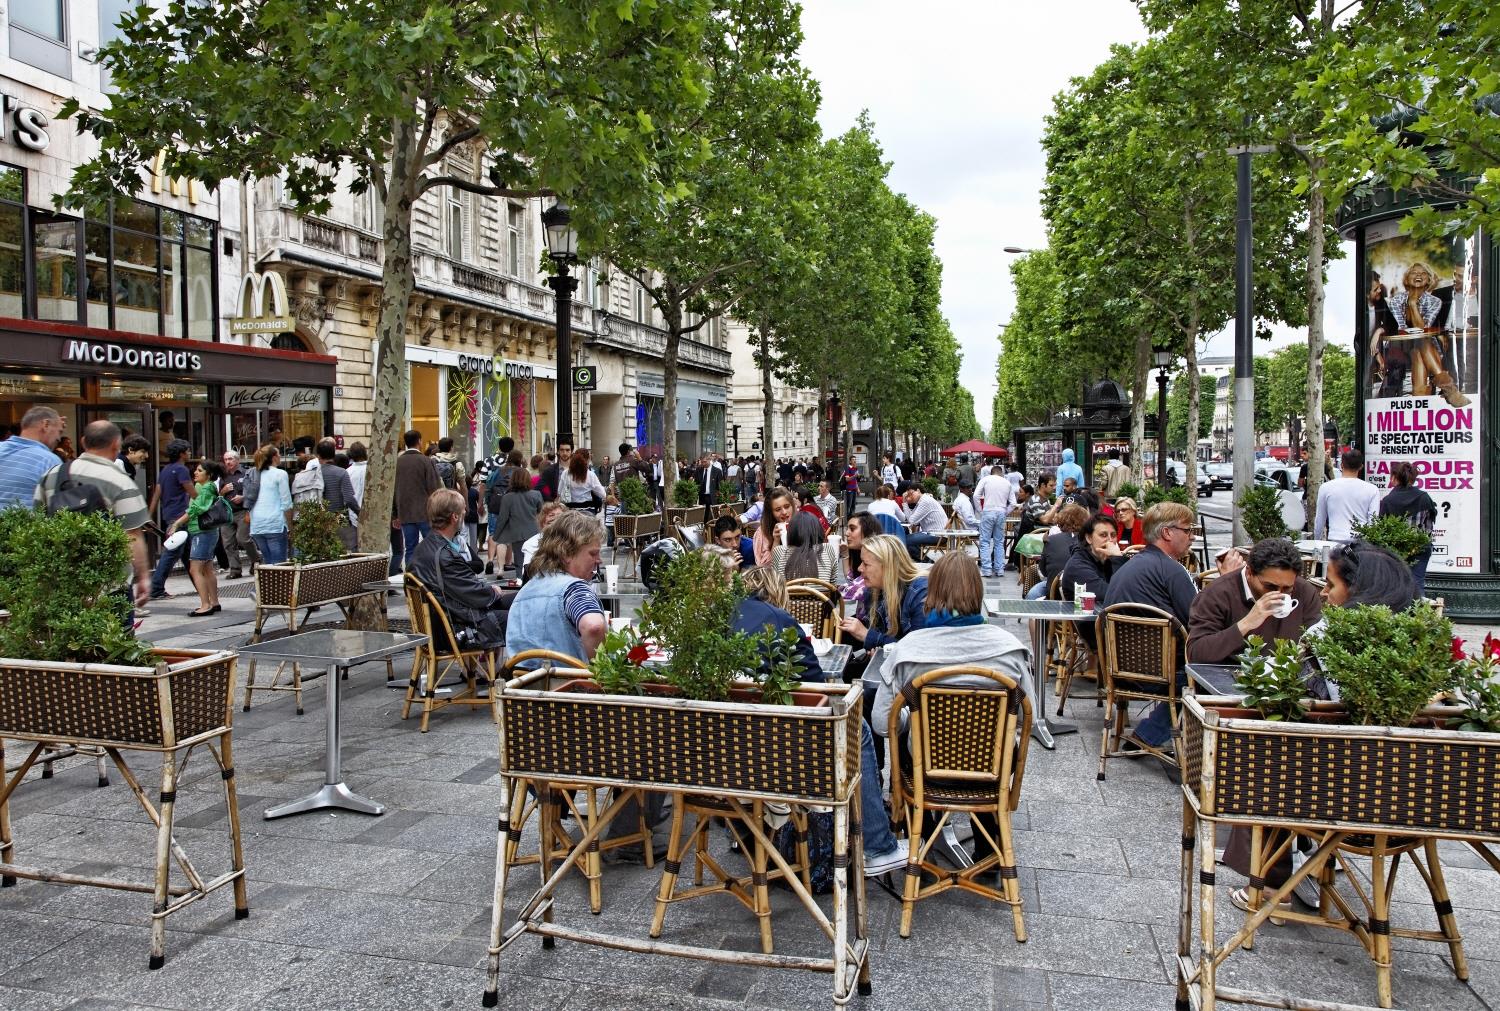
[864,839,910,878]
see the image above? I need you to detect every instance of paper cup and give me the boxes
[828,534,842,554]
[604,564,619,594]
[799,623,814,638]
[780,524,789,546]
[1080,591,1096,613]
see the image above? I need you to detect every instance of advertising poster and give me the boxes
[1363,221,1482,572]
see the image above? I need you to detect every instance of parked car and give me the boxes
[1254,461,1300,491]
[1203,462,1235,490]
[1165,461,1213,498]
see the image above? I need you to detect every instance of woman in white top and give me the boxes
[880,453,900,489]
[866,484,902,520]
[558,448,608,513]
[248,444,293,563]
[772,510,842,584]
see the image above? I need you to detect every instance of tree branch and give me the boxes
[424,125,483,169]
[418,174,550,199]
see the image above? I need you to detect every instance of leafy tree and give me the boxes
[1264,343,1356,450]
[592,0,819,502]
[1307,0,1500,241]
[1167,376,1219,451]
[61,0,717,630]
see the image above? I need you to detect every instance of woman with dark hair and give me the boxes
[559,447,607,512]
[773,510,839,583]
[1378,461,1437,596]
[1028,502,1089,599]
[167,459,226,616]
[491,464,542,576]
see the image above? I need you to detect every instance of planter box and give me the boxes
[254,552,391,610]
[499,668,860,803]
[0,648,236,749]
[1182,695,1500,837]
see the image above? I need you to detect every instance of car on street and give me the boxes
[1165,461,1213,498]
[1203,462,1234,490]
[1254,460,1300,491]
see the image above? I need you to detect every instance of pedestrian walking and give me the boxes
[395,428,440,566]
[148,439,195,599]
[166,460,225,616]
[218,450,259,578]
[314,438,361,551]
[0,406,65,509]
[974,465,1016,577]
[249,444,293,564]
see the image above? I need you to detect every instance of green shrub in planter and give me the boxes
[920,476,940,497]
[617,476,652,516]
[290,499,347,563]
[671,478,701,510]
[1234,635,1309,722]
[635,550,767,702]
[1115,481,1142,503]
[716,481,740,505]
[1237,484,1291,542]
[1313,600,1455,727]
[1352,514,1431,564]
[0,507,153,665]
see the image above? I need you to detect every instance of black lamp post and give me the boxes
[1153,347,1172,482]
[828,388,843,467]
[1324,419,1340,458]
[542,200,579,451]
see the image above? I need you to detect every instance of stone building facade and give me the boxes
[726,319,821,463]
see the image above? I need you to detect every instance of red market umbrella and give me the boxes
[943,439,1007,457]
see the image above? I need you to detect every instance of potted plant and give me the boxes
[0,507,246,965]
[1236,484,1292,542]
[715,479,743,515]
[612,476,661,549]
[245,499,390,710]
[1352,514,1433,588]
[666,477,704,529]
[1115,481,1142,503]
[1142,483,1194,511]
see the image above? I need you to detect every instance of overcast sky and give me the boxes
[797,1,1356,429]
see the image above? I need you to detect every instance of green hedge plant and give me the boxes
[1351,514,1431,564]
[670,478,701,510]
[616,476,652,516]
[290,499,347,564]
[635,549,761,702]
[0,507,153,666]
[1313,601,1455,727]
[1236,485,1291,542]
[1234,635,1309,722]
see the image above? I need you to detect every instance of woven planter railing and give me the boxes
[1183,695,1500,839]
[498,670,862,804]
[0,649,236,749]
[254,552,390,610]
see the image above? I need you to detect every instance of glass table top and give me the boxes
[236,629,427,665]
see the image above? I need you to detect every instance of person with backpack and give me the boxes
[432,436,467,497]
[35,420,152,614]
[148,439,195,599]
[481,449,522,573]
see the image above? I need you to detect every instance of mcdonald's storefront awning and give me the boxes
[0,318,336,388]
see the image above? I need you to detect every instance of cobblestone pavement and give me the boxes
[2,495,1496,1010]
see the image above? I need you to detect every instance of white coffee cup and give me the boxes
[604,564,620,594]
[1272,595,1299,619]
[828,534,842,554]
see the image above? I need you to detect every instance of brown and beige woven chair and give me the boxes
[887,665,1031,942]
[611,512,662,580]
[1046,575,1099,716]
[1018,557,1042,597]
[400,573,494,733]
[1095,602,1187,782]
[786,584,839,641]
[1195,569,1221,591]
[497,650,657,915]
[650,794,811,955]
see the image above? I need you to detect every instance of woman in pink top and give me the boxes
[753,487,797,567]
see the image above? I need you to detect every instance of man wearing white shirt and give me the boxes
[951,482,978,530]
[974,467,1016,577]
[1314,448,1382,542]
[900,485,948,561]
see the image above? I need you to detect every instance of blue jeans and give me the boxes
[906,532,938,561]
[150,534,185,595]
[978,510,1007,574]
[861,720,898,857]
[1025,579,1049,600]
[401,521,431,567]
[252,532,289,564]
[1133,673,1189,747]
[1410,547,1432,598]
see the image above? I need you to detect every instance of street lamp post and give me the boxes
[1153,347,1172,483]
[542,200,579,451]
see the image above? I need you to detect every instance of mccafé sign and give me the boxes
[456,354,535,379]
[63,339,202,372]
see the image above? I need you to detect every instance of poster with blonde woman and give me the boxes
[1363,221,1482,574]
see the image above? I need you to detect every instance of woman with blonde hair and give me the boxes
[506,510,608,661]
[839,533,926,649]
[1390,262,1468,406]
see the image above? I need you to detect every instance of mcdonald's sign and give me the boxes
[150,151,199,204]
[229,271,294,335]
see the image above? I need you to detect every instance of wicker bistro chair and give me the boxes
[1046,575,1100,716]
[611,512,661,580]
[400,573,495,733]
[887,666,1032,941]
[1018,557,1042,597]
[785,584,841,642]
[497,650,657,915]
[1096,603,1187,782]
[650,794,812,955]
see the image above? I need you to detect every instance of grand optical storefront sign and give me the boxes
[63,339,202,372]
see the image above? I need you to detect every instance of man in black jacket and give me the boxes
[408,489,511,651]
[1059,513,1128,649]
[315,438,361,551]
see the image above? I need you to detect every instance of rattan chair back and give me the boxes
[1196,569,1220,590]
[1019,557,1041,596]
[399,572,493,731]
[1098,602,1184,702]
[785,585,837,640]
[787,577,840,600]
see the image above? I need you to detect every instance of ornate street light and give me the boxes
[1153,347,1172,483]
[542,200,580,450]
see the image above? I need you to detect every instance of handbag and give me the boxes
[1016,530,1046,557]
[198,496,234,530]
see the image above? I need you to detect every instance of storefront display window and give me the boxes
[410,364,441,444]
[223,386,329,456]
[699,402,725,455]
[638,395,665,459]
[0,166,23,320]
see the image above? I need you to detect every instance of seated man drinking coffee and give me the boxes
[1187,537,1322,664]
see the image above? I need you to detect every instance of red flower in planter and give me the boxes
[1453,637,1468,661]
[1485,634,1500,660]
[627,643,650,666]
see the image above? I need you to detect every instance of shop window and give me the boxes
[10,0,70,78]
[31,212,79,322]
[507,203,523,276]
[0,166,24,320]
[84,221,110,328]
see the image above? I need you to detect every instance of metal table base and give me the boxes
[264,662,385,819]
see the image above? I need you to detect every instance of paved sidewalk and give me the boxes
[1,536,1497,1009]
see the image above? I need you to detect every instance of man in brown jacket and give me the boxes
[1187,537,1322,664]
[395,429,440,569]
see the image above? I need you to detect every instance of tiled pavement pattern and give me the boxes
[3,504,1498,1010]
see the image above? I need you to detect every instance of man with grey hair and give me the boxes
[219,449,259,578]
[0,406,65,509]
